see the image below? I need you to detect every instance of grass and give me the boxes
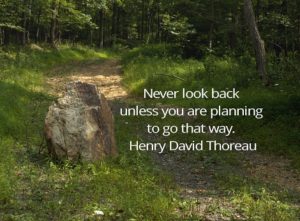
[122,44,300,167]
[234,191,297,221]
[121,44,300,220]
[0,43,299,220]
[0,45,179,220]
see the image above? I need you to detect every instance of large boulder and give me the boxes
[45,81,117,162]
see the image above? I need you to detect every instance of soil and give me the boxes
[47,58,300,220]
[47,59,127,100]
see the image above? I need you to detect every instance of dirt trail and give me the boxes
[47,58,300,220]
[47,59,127,100]
[153,150,300,220]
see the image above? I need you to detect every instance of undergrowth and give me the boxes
[121,44,300,220]
[0,45,178,220]
[122,44,300,167]
[0,43,299,220]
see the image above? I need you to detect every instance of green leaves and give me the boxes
[161,14,195,41]
[59,1,97,30]
[0,23,24,32]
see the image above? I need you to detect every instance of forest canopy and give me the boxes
[0,0,299,56]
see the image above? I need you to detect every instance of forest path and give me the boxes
[152,149,300,220]
[46,58,300,220]
[47,58,127,100]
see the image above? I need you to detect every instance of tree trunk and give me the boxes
[255,0,261,19]
[90,30,93,46]
[111,2,117,46]
[21,0,28,45]
[3,28,10,45]
[141,0,145,41]
[244,0,269,85]
[22,16,27,45]
[122,10,129,40]
[0,28,2,45]
[146,7,151,44]
[282,0,288,55]
[36,9,41,43]
[50,0,58,47]
[98,9,104,48]
[156,1,161,42]
[208,0,215,51]
[116,6,120,38]
[298,13,300,52]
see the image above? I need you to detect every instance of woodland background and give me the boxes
[0,0,299,220]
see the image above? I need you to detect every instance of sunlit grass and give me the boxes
[233,189,298,221]
[122,45,300,165]
[0,45,179,220]
[121,44,300,220]
[0,44,299,220]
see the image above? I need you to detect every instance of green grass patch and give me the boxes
[120,44,300,220]
[0,45,179,220]
[122,45,300,168]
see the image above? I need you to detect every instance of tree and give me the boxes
[244,0,269,85]
[50,0,58,47]
[0,0,298,59]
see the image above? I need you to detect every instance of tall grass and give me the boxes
[121,44,300,220]
[1,44,299,220]
[122,44,300,164]
[0,45,179,220]
[0,45,109,204]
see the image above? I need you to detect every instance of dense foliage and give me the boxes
[0,0,299,55]
[0,0,299,220]
[0,45,299,220]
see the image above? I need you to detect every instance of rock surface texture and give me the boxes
[45,81,117,162]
